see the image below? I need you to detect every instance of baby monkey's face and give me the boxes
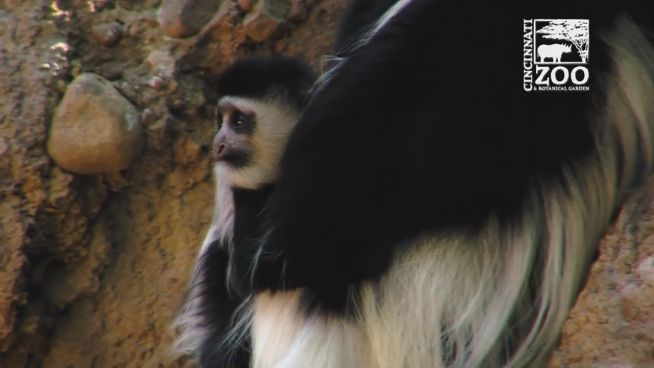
[211,95,301,190]
[212,98,257,169]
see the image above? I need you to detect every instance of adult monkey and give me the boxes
[229,1,654,367]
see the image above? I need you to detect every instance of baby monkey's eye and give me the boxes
[232,112,246,127]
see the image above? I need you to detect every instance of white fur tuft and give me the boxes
[250,291,371,368]
[313,0,416,95]
[173,262,211,356]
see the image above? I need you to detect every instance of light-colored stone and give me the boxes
[158,0,221,38]
[91,22,123,47]
[146,49,176,78]
[47,73,144,175]
[243,0,288,42]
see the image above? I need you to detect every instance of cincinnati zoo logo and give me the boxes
[523,19,590,92]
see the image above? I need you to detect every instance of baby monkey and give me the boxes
[175,56,315,368]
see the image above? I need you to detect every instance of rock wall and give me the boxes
[549,184,654,367]
[0,1,652,367]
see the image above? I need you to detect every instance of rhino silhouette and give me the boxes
[537,43,572,63]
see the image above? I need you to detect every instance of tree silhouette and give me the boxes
[537,20,589,62]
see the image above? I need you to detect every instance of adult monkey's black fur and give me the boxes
[219,0,654,367]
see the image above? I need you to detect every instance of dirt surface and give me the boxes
[0,1,653,367]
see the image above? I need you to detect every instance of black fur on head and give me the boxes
[216,56,316,110]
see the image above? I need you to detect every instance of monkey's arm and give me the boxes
[192,187,274,367]
[194,242,250,368]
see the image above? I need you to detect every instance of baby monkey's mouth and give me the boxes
[213,147,252,169]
